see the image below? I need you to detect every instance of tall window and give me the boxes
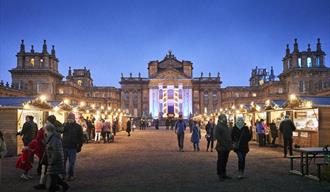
[298,58,302,68]
[287,60,290,69]
[318,80,323,90]
[203,91,209,105]
[307,57,312,68]
[299,81,305,92]
[30,58,35,66]
[316,57,320,67]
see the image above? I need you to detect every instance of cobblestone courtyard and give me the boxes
[1,128,330,192]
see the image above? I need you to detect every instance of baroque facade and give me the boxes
[1,38,329,117]
[120,51,221,118]
[221,38,330,108]
[7,40,120,108]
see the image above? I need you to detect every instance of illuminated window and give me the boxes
[40,59,43,63]
[316,57,320,66]
[31,58,35,66]
[59,88,64,94]
[298,58,302,67]
[252,93,257,97]
[307,57,312,68]
[77,80,83,86]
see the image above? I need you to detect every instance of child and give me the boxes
[16,146,34,180]
[191,121,201,151]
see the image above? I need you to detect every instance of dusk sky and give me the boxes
[0,0,329,87]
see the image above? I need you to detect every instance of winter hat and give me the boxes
[67,113,75,120]
[47,115,57,125]
[236,117,245,129]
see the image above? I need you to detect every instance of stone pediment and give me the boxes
[154,68,188,79]
[158,51,183,69]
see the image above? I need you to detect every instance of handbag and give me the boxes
[233,128,244,150]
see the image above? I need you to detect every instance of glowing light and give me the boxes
[73,108,78,113]
[80,101,85,107]
[53,106,59,112]
[86,110,90,113]
[91,104,95,109]
[306,101,313,108]
[220,108,223,112]
[290,94,297,101]
[108,107,111,110]
[63,99,70,104]
[23,103,30,109]
[101,106,104,110]
[236,110,240,114]
[266,100,270,106]
[231,105,236,110]
[97,110,100,114]
[240,104,243,109]
[256,105,261,111]
[39,95,47,102]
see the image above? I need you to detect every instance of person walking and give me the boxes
[165,118,170,130]
[191,121,201,151]
[232,117,251,179]
[34,115,57,190]
[29,116,38,139]
[0,130,7,185]
[44,123,69,192]
[94,118,103,143]
[214,114,232,181]
[86,117,94,142]
[154,119,159,130]
[78,116,88,143]
[256,119,266,146]
[269,120,278,146]
[205,119,215,152]
[126,119,132,136]
[62,113,83,181]
[279,115,296,157]
[175,115,186,152]
[113,118,118,135]
[103,119,111,143]
[18,116,33,146]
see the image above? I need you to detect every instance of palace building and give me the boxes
[1,39,329,118]
[120,51,221,119]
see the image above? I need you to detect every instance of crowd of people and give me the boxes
[0,110,298,188]
[172,113,297,181]
[13,112,135,191]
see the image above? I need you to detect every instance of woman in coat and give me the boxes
[191,121,201,151]
[231,117,251,179]
[45,123,69,192]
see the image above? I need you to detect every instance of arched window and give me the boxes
[307,57,312,68]
[298,58,302,68]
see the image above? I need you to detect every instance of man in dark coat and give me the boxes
[206,119,215,152]
[279,115,296,157]
[62,113,83,181]
[29,116,38,139]
[269,120,278,146]
[126,119,132,136]
[232,117,251,179]
[44,123,69,192]
[214,114,232,181]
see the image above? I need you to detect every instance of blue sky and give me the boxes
[0,0,329,87]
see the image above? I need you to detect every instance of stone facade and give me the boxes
[221,38,330,108]
[3,39,329,117]
[120,51,221,118]
[8,40,120,108]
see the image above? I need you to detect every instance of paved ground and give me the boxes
[1,127,330,192]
